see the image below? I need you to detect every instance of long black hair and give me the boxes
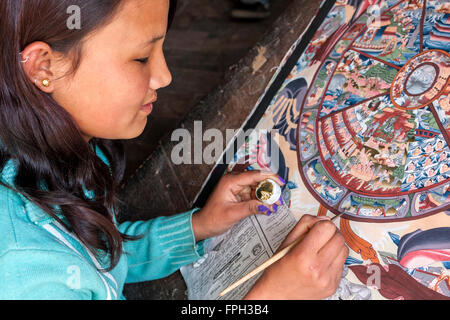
[0,0,177,272]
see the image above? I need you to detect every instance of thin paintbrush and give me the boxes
[218,211,345,297]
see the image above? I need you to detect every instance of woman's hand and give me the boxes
[244,214,349,300]
[192,170,285,241]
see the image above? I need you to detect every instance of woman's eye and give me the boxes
[135,57,149,65]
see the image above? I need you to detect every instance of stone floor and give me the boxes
[122,0,293,183]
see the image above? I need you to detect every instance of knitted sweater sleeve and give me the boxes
[118,208,206,283]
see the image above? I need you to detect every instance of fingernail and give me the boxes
[258,205,269,213]
[278,176,286,185]
[317,216,331,220]
[273,204,278,213]
[261,170,274,175]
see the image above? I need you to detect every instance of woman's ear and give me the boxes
[20,41,59,93]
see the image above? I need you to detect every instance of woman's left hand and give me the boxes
[192,170,285,241]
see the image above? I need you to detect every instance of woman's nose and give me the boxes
[149,52,172,90]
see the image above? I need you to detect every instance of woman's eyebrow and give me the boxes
[140,34,166,47]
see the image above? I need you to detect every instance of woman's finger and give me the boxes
[317,231,347,267]
[327,244,349,285]
[270,197,284,214]
[292,219,337,257]
[237,185,252,201]
[229,199,269,219]
[278,214,330,252]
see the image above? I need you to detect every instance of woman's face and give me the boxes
[25,0,172,141]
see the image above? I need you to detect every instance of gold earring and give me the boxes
[42,79,50,87]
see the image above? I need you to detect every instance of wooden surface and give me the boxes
[117,0,324,300]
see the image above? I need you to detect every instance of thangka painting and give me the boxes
[197,0,450,299]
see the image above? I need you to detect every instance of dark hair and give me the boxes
[0,0,177,272]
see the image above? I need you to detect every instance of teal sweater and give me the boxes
[0,145,205,300]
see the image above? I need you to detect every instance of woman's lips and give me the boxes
[140,102,153,114]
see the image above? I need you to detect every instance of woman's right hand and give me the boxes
[244,214,349,300]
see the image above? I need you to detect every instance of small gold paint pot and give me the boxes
[255,179,282,205]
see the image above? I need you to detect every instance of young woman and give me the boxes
[0,0,348,300]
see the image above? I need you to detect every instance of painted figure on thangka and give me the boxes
[226,0,450,299]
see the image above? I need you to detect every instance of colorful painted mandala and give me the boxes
[297,0,450,222]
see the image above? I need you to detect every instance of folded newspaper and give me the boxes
[180,204,298,300]
[180,200,374,300]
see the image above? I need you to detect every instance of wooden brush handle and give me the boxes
[219,211,344,297]
[219,233,306,297]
